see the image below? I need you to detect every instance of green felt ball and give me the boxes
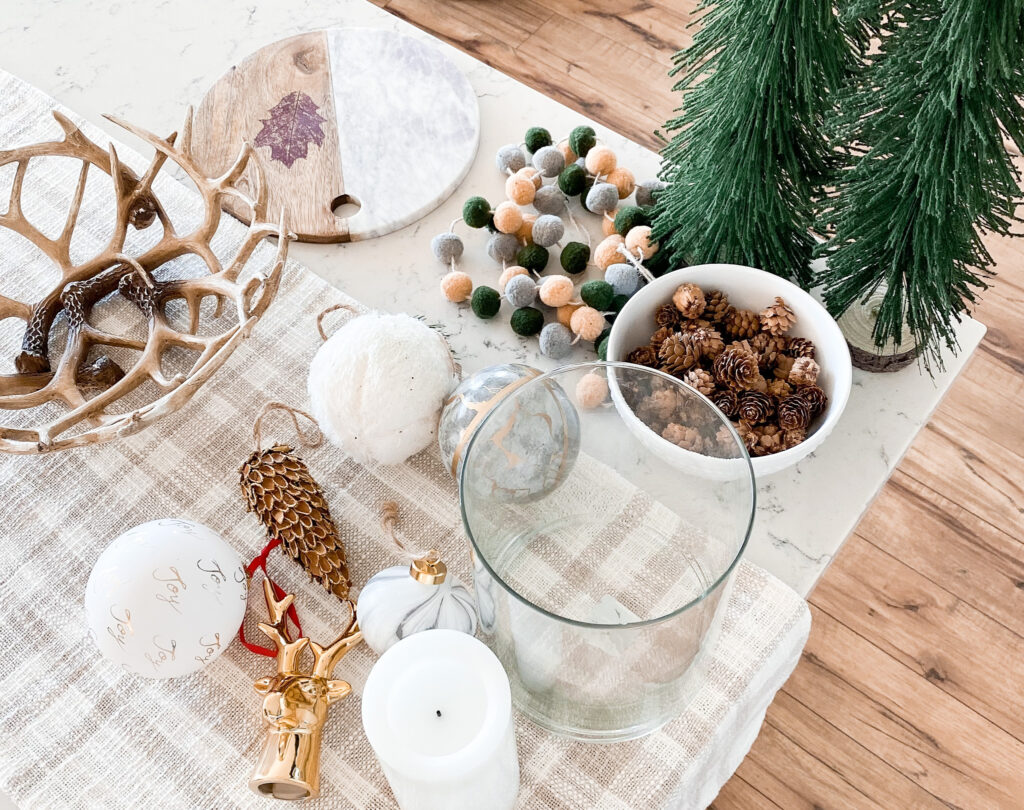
[471,286,501,319]
[560,241,590,274]
[557,164,586,196]
[569,125,597,158]
[614,205,650,236]
[510,306,545,337]
[610,294,630,312]
[524,126,553,153]
[597,326,612,346]
[517,244,549,274]
[596,336,609,361]
[580,280,614,310]
[463,196,491,229]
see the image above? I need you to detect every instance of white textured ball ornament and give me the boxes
[532,145,566,177]
[504,274,538,308]
[308,312,458,465]
[495,143,526,174]
[85,519,246,678]
[532,214,565,247]
[585,182,619,214]
[538,275,574,307]
[533,185,565,215]
[605,262,642,296]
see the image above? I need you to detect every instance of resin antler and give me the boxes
[250,578,362,800]
[0,108,290,453]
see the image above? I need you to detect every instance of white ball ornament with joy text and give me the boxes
[308,310,459,466]
[85,519,247,679]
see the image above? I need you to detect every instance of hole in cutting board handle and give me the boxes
[331,194,361,220]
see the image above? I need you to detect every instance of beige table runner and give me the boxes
[0,70,809,810]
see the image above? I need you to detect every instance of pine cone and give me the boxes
[722,306,760,340]
[752,332,789,369]
[690,327,725,360]
[663,423,704,453]
[778,395,812,430]
[737,391,775,425]
[677,318,713,332]
[783,428,807,449]
[639,388,680,423]
[654,303,682,328]
[797,384,828,416]
[239,444,351,600]
[789,357,820,387]
[627,345,659,367]
[766,378,793,399]
[672,283,706,319]
[713,345,760,390]
[773,355,795,380]
[735,420,758,453]
[759,297,796,335]
[659,332,701,374]
[683,368,715,396]
[787,337,816,359]
[650,326,675,350]
[711,389,739,418]
[754,425,784,456]
[704,289,730,323]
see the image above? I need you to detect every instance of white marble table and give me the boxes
[3,0,984,599]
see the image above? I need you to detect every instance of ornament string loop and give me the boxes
[238,538,304,657]
[252,401,323,452]
[379,501,438,563]
[316,302,361,342]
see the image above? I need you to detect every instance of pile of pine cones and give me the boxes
[625,283,829,457]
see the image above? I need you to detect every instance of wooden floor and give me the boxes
[375,1,1024,806]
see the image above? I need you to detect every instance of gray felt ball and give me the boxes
[575,157,588,171]
[532,214,565,247]
[495,143,526,174]
[487,232,521,264]
[586,182,619,214]
[431,232,464,264]
[533,185,565,215]
[539,323,574,359]
[635,179,667,207]
[504,274,538,308]
[532,145,565,177]
[605,262,642,296]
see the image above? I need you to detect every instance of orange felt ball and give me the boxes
[602,211,619,237]
[557,303,582,328]
[517,212,538,243]
[498,264,530,291]
[594,234,625,270]
[440,271,473,302]
[538,275,575,308]
[558,142,577,164]
[607,167,636,199]
[585,145,617,176]
[570,306,606,341]
[625,225,658,257]
[505,174,536,205]
[493,201,524,235]
[575,371,609,409]
[515,166,543,189]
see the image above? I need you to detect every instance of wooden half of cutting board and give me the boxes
[191,28,480,242]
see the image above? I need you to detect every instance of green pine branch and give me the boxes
[651,0,855,286]
[816,0,1024,371]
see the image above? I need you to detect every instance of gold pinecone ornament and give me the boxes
[239,404,352,600]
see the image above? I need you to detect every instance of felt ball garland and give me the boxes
[433,123,662,357]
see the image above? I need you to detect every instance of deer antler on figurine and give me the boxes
[249,578,362,800]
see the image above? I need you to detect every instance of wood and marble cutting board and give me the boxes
[192,28,480,242]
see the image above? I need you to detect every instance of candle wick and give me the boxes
[436,710,442,718]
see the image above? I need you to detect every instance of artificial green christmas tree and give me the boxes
[816,1,1024,370]
[651,0,853,285]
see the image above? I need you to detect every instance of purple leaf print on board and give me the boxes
[253,91,326,168]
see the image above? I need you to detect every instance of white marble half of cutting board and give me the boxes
[192,27,480,242]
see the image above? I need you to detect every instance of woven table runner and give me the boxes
[0,70,810,810]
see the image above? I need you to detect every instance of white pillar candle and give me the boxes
[362,629,520,810]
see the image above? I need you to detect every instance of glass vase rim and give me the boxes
[457,360,757,630]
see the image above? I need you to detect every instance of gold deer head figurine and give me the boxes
[249,578,362,800]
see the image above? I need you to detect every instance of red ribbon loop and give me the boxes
[238,538,304,657]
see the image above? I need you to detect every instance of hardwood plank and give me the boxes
[544,0,696,59]
[708,774,781,810]
[788,607,1024,807]
[813,534,1024,741]
[858,470,1024,635]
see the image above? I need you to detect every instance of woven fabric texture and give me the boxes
[0,70,809,810]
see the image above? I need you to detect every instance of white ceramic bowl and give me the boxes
[607,264,852,476]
